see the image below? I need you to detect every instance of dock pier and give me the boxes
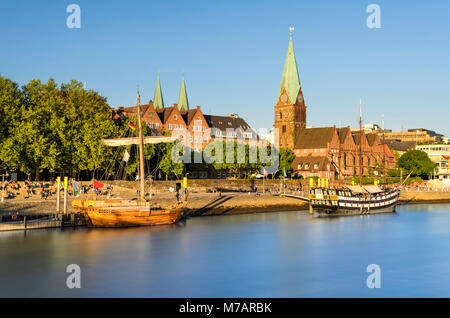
[0,212,86,232]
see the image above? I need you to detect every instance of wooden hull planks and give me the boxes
[74,200,186,228]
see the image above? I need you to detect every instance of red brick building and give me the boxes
[290,126,396,179]
[275,32,396,179]
[111,76,259,152]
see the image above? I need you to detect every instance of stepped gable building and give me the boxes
[111,75,259,151]
[275,31,396,179]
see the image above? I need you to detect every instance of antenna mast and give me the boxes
[338,121,342,187]
[382,114,386,184]
[359,99,363,186]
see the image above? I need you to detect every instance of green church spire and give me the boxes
[177,75,189,111]
[153,74,164,109]
[278,29,301,104]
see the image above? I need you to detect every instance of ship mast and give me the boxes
[136,89,146,203]
[338,121,342,187]
[359,99,363,186]
[382,114,386,184]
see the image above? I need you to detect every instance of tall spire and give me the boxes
[177,74,189,111]
[279,28,301,104]
[153,74,164,109]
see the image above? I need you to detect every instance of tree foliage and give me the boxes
[278,147,295,175]
[397,149,436,178]
[0,76,120,178]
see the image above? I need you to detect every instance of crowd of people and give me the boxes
[0,179,113,201]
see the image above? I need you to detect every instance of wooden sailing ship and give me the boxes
[309,185,400,217]
[72,91,187,227]
[309,99,400,217]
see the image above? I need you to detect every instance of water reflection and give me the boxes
[1,204,450,297]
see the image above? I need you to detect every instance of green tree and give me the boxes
[0,76,25,171]
[9,78,65,178]
[0,78,122,179]
[158,141,184,180]
[398,149,436,178]
[278,147,295,176]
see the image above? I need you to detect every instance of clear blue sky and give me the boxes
[1,0,449,137]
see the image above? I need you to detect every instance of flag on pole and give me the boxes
[360,98,362,117]
[123,150,130,162]
[73,181,80,198]
[94,180,104,189]
[129,122,136,130]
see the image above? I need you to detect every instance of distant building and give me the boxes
[385,140,416,155]
[416,144,450,180]
[382,128,444,144]
[350,124,390,134]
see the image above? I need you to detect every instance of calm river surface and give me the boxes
[1,203,450,297]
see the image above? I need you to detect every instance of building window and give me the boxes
[174,124,177,130]
[282,125,286,133]
[174,114,177,120]
[154,123,159,129]
[148,122,153,128]
[297,164,302,169]
[314,164,319,169]
[168,124,172,130]
[189,135,193,142]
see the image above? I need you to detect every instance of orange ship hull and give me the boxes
[73,200,186,228]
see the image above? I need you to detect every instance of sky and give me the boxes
[1,0,449,137]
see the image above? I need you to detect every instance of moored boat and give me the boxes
[72,196,187,227]
[72,90,187,228]
[309,185,400,217]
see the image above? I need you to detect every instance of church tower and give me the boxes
[274,29,306,149]
[177,75,189,111]
[153,74,164,109]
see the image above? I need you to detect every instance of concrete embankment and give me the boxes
[399,191,450,204]
[184,193,308,216]
[1,179,450,220]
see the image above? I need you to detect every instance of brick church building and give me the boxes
[275,31,396,179]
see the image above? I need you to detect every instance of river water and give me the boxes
[1,203,450,297]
